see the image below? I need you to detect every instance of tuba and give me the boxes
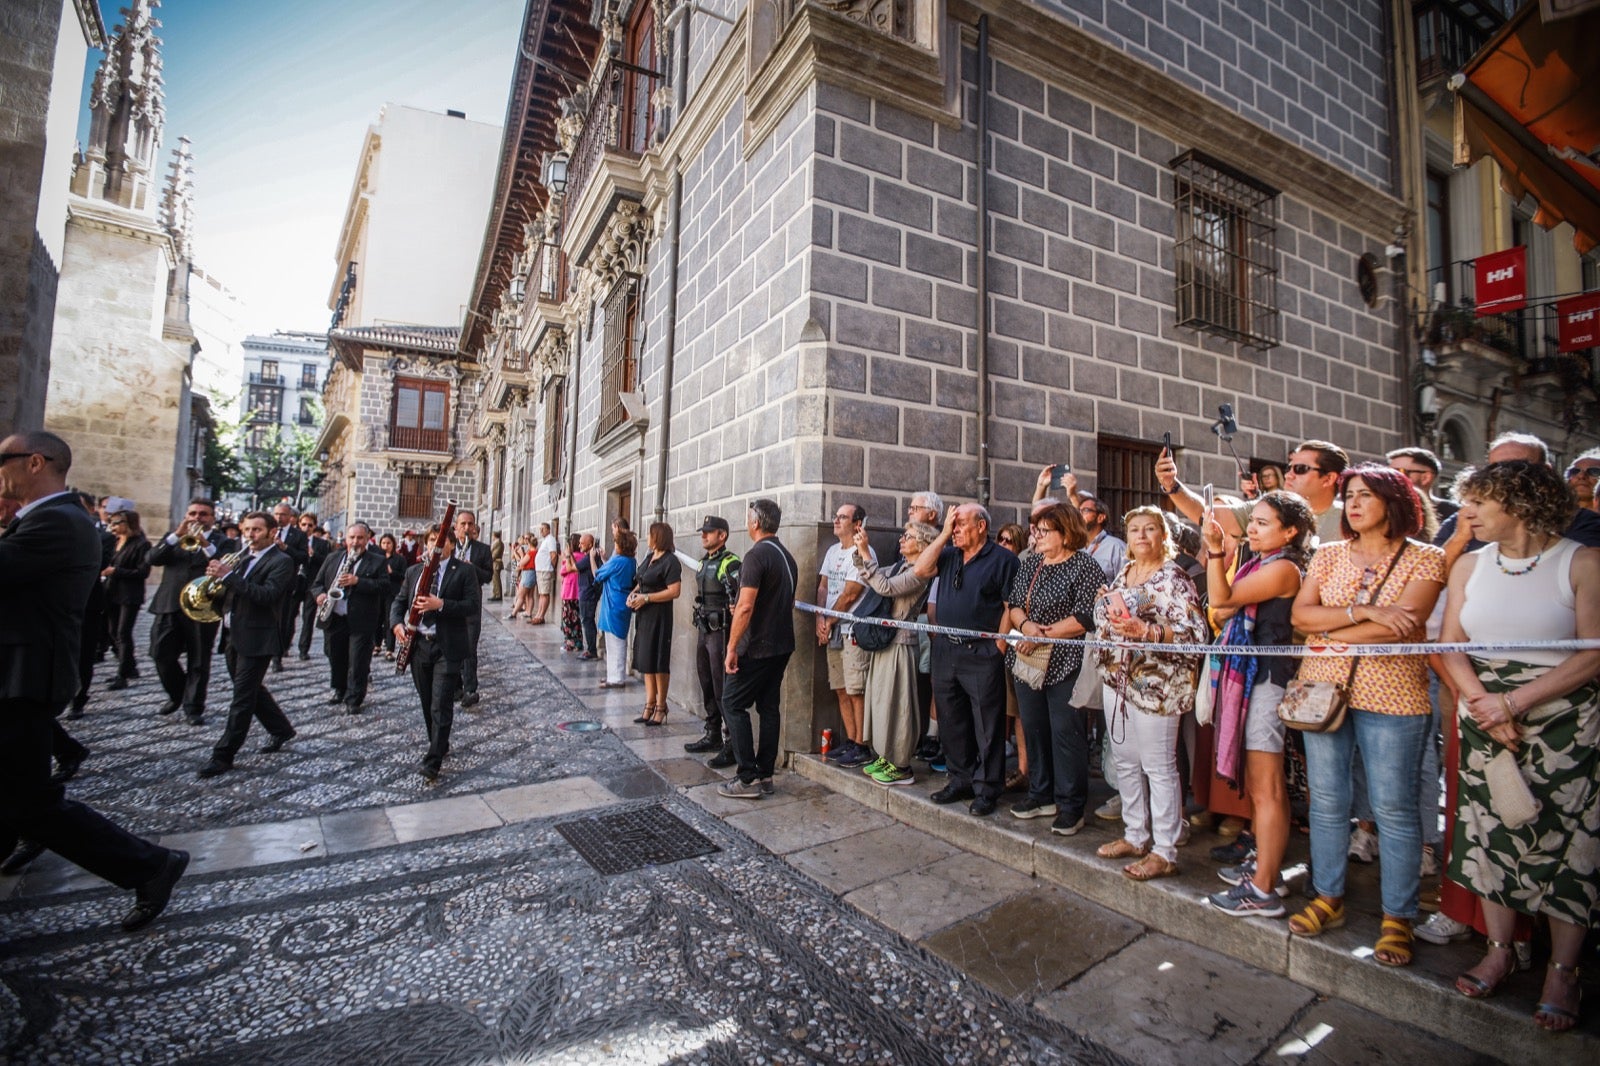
[315,549,355,627]
[179,548,250,623]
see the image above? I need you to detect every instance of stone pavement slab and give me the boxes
[480,775,620,821]
[843,851,1035,941]
[160,816,325,876]
[317,807,397,855]
[1034,933,1318,1066]
[722,792,897,855]
[385,794,502,843]
[1270,998,1504,1066]
[787,822,961,893]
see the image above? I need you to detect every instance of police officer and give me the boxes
[684,515,740,766]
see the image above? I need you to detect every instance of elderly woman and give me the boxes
[1288,464,1445,967]
[1200,491,1313,916]
[1003,502,1104,837]
[1091,506,1208,880]
[850,520,935,786]
[103,510,151,691]
[1439,460,1599,1032]
[594,529,638,690]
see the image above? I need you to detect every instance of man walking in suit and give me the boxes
[148,497,232,726]
[310,521,388,714]
[452,510,492,708]
[0,430,189,931]
[294,510,331,660]
[392,523,481,781]
[269,503,308,671]
[198,510,298,779]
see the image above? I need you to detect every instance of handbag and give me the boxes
[1194,654,1216,726]
[1278,542,1409,733]
[1011,563,1053,691]
[1483,745,1541,828]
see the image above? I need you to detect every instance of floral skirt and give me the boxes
[560,598,581,646]
[1449,657,1600,927]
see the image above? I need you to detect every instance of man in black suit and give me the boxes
[69,494,117,719]
[294,510,331,660]
[269,503,308,671]
[0,430,189,931]
[310,521,388,714]
[453,510,492,708]
[147,497,233,726]
[198,510,298,779]
[392,523,481,781]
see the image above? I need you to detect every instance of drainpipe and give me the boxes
[652,5,692,523]
[1379,0,1417,447]
[974,15,992,508]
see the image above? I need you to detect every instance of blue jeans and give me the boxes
[1303,707,1429,918]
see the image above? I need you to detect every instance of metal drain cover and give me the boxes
[556,806,720,875]
[555,720,603,732]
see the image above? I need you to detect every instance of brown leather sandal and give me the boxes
[1096,839,1150,860]
[1122,853,1178,881]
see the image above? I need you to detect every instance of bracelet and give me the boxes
[1500,692,1519,720]
[1207,551,1225,560]
[1346,604,1357,625]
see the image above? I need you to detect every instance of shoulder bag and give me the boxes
[1011,561,1053,690]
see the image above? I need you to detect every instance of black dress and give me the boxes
[631,551,682,673]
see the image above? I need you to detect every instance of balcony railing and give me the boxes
[560,55,656,236]
[388,425,449,453]
[248,371,283,386]
[1420,259,1598,385]
[1413,0,1512,84]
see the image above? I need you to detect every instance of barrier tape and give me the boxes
[796,602,1600,658]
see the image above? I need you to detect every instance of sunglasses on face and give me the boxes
[1286,463,1322,476]
[1567,465,1600,479]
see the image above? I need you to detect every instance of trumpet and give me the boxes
[179,547,250,623]
[315,550,354,627]
[177,520,208,551]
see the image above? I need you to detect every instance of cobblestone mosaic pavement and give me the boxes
[37,614,627,835]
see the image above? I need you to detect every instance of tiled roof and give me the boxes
[328,324,460,354]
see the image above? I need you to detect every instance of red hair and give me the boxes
[1338,463,1424,540]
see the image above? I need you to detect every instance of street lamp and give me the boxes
[542,151,568,196]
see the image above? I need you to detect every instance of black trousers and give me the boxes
[695,627,729,735]
[297,594,321,655]
[0,699,167,889]
[110,601,142,679]
[410,636,459,765]
[931,639,1009,800]
[459,611,482,694]
[149,610,220,713]
[579,598,598,655]
[1015,669,1088,821]
[215,644,295,763]
[278,584,302,658]
[722,652,790,784]
[74,599,104,711]
[324,615,375,703]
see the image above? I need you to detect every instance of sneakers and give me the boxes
[1094,795,1123,821]
[1209,831,1256,864]
[1348,826,1378,863]
[1010,797,1058,820]
[873,765,915,787]
[835,745,874,768]
[1413,912,1473,945]
[759,777,775,795]
[824,741,859,764]
[928,758,947,774]
[718,778,763,799]
[1217,855,1291,897]
[915,736,942,762]
[1050,814,1085,836]
[1208,880,1287,919]
[861,757,889,776]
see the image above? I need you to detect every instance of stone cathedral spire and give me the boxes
[72,0,167,213]
[161,135,195,262]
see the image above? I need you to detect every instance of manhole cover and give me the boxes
[556,806,721,875]
[556,720,603,732]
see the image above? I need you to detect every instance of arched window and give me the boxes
[1441,417,1472,464]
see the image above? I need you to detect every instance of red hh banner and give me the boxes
[1557,292,1600,352]
[1474,246,1527,315]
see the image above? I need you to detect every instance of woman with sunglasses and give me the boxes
[1287,464,1445,966]
[1438,460,1599,1032]
[102,510,151,691]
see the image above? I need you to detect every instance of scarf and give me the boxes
[1210,549,1283,791]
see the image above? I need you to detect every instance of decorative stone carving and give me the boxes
[533,325,571,380]
[74,0,167,212]
[160,136,195,262]
[386,355,461,382]
[569,199,651,316]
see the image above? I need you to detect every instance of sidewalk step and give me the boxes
[794,754,1595,1066]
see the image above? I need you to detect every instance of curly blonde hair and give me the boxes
[1452,459,1575,537]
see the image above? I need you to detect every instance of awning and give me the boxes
[1450,4,1600,254]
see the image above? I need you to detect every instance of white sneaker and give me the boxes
[1348,826,1378,863]
[1094,795,1123,821]
[1413,912,1472,945]
[1419,844,1440,877]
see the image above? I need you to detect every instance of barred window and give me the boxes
[1096,435,1169,537]
[1172,151,1279,350]
[398,474,435,519]
[598,276,640,436]
[542,379,565,484]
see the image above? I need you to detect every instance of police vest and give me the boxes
[696,548,738,608]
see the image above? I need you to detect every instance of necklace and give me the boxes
[1494,544,1545,577]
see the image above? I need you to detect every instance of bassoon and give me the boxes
[394,499,457,673]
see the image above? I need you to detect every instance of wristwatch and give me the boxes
[1160,480,1180,495]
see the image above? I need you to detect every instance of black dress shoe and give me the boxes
[345,701,363,715]
[197,759,231,779]
[157,699,179,716]
[707,747,737,769]
[50,750,87,784]
[326,691,346,705]
[419,760,440,782]
[930,785,976,805]
[184,710,205,726]
[969,796,998,817]
[106,676,129,691]
[259,732,294,753]
[1,839,46,876]
[271,658,283,673]
[65,706,84,721]
[459,691,480,708]
[684,734,723,754]
[121,849,189,932]
[297,650,310,661]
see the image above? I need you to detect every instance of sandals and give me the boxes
[634,702,656,724]
[645,703,669,728]
[1534,961,1582,1032]
[1456,939,1516,999]
[1288,897,1347,938]
[1097,839,1150,860]
[1122,853,1178,881]
[1373,916,1414,967]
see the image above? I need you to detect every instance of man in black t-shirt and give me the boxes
[912,503,1018,816]
[718,498,798,799]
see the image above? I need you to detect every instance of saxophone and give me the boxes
[315,549,355,628]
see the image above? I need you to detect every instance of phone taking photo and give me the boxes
[1202,482,1215,515]
[1161,431,1172,456]
[1049,463,1071,491]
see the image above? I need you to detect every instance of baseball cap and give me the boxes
[104,496,135,513]
[697,515,729,534]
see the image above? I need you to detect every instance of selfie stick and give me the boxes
[1210,403,1250,480]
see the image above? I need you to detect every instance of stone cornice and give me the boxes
[74,0,106,48]
[948,0,1405,235]
[65,198,177,258]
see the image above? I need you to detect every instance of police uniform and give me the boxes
[684,515,740,758]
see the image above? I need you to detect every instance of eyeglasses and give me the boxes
[832,514,854,523]
[0,451,51,465]
[1566,465,1600,479]
[1286,463,1322,476]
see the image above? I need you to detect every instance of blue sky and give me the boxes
[81,0,523,332]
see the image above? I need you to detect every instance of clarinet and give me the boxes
[314,549,354,628]
[395,500,458,673]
